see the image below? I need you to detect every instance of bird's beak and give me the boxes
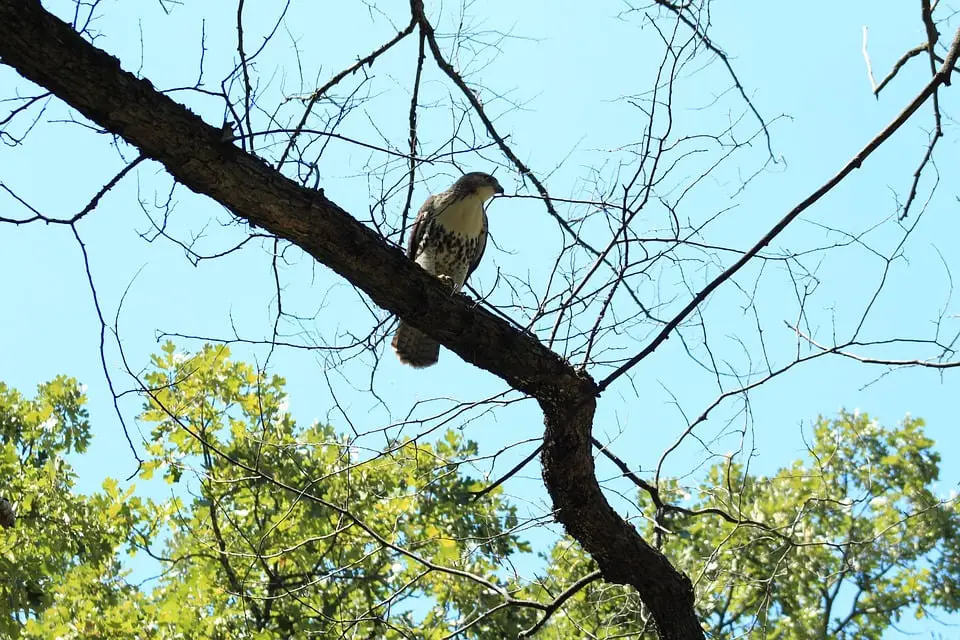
[494,182,504,195]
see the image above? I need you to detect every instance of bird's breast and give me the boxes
[414,221,482,289]
[434,195,485,237]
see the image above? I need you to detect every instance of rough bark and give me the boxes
[0,1,703,637]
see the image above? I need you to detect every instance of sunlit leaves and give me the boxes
[16,347,959,639]
[5,345,537,638]
[535,411,960,639]
[0,378,156,639]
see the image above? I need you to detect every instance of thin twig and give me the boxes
[598,25,960,393]
[470,442,543,500]
[789,322,960,369]
[276,17,417,168]
[519,570,604,637]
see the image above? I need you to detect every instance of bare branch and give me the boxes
[598,26,960,392]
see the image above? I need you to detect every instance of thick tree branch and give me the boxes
[0,1,703,637]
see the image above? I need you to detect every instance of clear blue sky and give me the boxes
[1,0,958,635]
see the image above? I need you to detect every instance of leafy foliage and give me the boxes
[4,345,537,638]
[4,354,959,639]
[0,377,158,638]
[537,411,960,639]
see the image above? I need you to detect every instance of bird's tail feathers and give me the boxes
[392,321,440,368]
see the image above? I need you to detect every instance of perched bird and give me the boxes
[392,172,504,367]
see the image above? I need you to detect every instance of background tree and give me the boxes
[535,412,960,638]
[4,359,957,638]
[0,377,162,638]
[2,0,960,637]
[6,349,543,639]
[134,343,539,639]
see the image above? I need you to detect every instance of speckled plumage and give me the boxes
[392,172,503,368]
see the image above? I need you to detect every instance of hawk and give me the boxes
[392,172,504,367]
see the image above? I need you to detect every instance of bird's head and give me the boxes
[453,172,504,202]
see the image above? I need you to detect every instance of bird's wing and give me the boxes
[406,194,436,259]
[465,209,488,282]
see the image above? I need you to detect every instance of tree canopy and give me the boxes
[538,412,960,639]
[2,349,958,638]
